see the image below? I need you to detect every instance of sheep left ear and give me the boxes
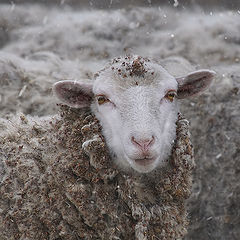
[53,80,94,108]
[176,70,215,99]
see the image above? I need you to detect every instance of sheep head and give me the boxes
[53,55,215,173]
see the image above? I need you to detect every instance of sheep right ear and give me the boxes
[53,80,94,108]
[176,70,215,99]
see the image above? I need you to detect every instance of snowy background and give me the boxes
[0,0,240,239]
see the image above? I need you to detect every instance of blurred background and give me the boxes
[0,0,240,9]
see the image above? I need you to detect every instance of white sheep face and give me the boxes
[53,56,215,173]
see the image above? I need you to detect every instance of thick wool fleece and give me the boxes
[0,105,194,240]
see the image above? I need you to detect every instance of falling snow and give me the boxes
[174,0,179,7]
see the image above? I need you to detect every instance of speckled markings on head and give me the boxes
[95,55,170,89]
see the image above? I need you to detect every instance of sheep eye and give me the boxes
[96,95,110,105]
[165,91,177,102]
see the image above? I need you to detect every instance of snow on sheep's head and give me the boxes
[53,56,215,173]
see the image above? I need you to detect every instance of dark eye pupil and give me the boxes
[97,95,109,105]
[164,91,176,102]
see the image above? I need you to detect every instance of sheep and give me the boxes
[53,55,215,173]
[0,55,215,240]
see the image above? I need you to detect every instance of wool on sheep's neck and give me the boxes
[52,104,195,239]
[0,104,194,240]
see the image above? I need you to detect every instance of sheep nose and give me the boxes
[131,136,155,153]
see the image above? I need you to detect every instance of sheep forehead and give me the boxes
[118,86,159,114]
[94,55,175,90]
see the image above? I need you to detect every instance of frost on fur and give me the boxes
[0,105,195,240]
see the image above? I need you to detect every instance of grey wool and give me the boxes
[0,105,194,240]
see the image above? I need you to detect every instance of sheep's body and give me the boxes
[0,105,194,240]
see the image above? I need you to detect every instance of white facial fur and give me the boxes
[53,55,215,173]
[91,59,178,173]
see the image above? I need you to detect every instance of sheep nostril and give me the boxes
[148,136,155,146]
[131,136,155,152]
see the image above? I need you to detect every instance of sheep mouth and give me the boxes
[134,157,155,166]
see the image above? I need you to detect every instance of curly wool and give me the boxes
[0,105,194,240]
